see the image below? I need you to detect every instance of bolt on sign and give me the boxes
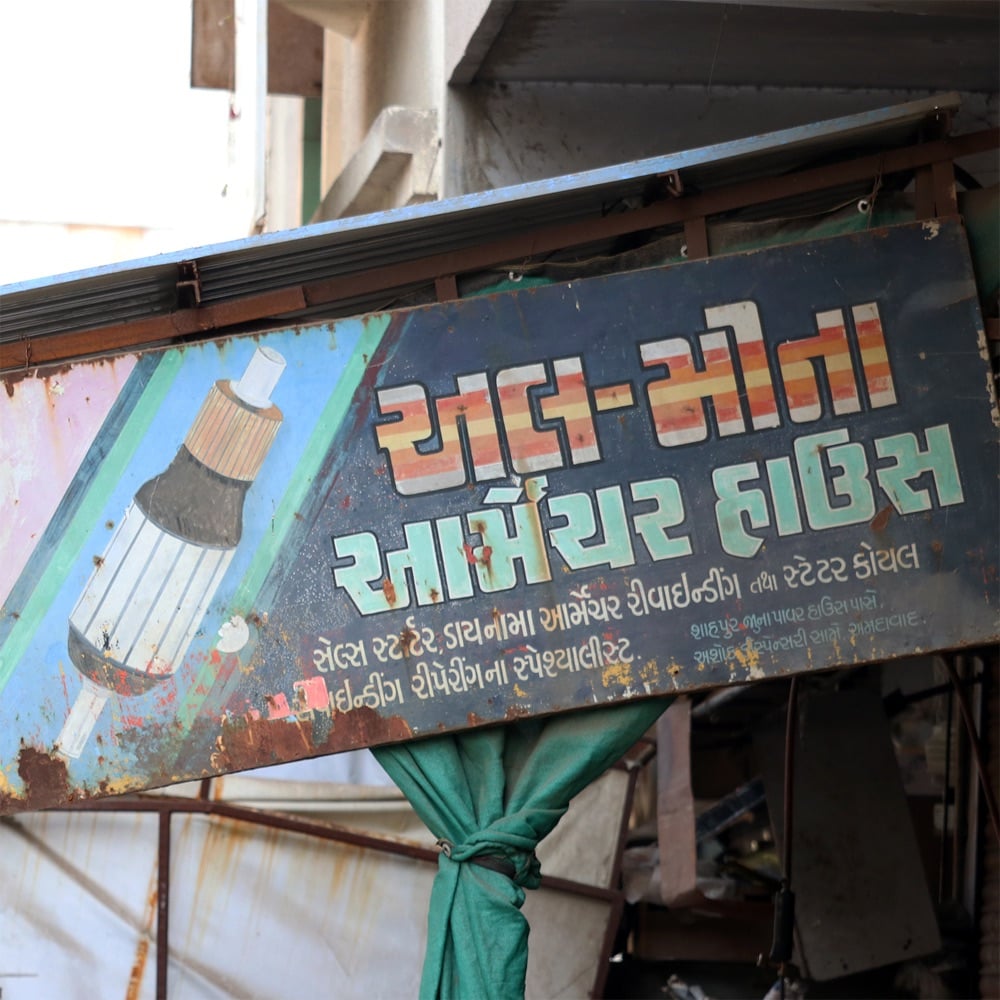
[1,219,998,811]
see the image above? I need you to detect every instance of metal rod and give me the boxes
[156,811,170,1000]
[945,657,1000,844]
[953,658,969,900]
[609,752,643,897]
[939,680,954,902]
[767,676,799,978]
[782,676,798,886]
[55,794,619,901]
[592,894,626,1000]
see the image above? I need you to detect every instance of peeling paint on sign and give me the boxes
[1,221,998,812]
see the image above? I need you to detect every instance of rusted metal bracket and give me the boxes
[176,260,203,309]
[932,160,959,217]
[663,170,684,197]
[1,286,309,371]
[683,216,710,260]
[915,159,959,220]
[434,273,459,302]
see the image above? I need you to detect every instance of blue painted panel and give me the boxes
[1,219,996,811]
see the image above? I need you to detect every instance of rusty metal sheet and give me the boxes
[754,687,942,979]
[0,804,615,998]
[1,219,997,811]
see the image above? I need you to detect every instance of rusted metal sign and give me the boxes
[2,219,997,811]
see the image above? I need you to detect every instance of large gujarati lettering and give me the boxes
[468,483,552,592]
[497,357,600,474]
[641,300,779,447]
[332,475,692,615]
[630,478,692,561]
[707,302,781,431]
[776,302,895,423]
[874,424,964,513]
[374,375,503,496]
[713,423,964,558]
[778,308,860,421]
[642,330,743,446]
[548,486,634,570]
[642,299,896,447]
[794,428,876,530]
[372,299,900,495]
[379,358,600,495]
[333,419,965,614]
[333,521,446,615]
[852,303,897,409]
[337,282,970,615]
[713,462,773,559]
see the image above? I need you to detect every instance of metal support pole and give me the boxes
[946,657,1000,844]
[156,811,171,1000]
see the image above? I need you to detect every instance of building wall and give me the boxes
[313,2,998,219]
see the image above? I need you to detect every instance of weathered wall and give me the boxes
[442,83,1000,197]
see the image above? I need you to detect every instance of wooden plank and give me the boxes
[191,0,323,97]
[191,0,235,91]
[656,697,701,907]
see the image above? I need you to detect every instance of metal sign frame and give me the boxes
[1,218,997,812]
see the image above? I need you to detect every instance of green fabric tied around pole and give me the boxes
[373,695,672,1000]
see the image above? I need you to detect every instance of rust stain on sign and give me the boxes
[209,709,413,776]
[1,221,998,812]
[870,505,894,532]
[3,745,72,812]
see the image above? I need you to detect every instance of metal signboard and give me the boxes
[2,219,997,811]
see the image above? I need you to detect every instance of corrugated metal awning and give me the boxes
[0,93,987,356]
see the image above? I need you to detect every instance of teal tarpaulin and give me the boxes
[374,697,671,1000]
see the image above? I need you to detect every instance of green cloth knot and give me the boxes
[437,837,541,889]
[373,696,672,999]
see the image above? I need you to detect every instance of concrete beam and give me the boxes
[313,106,439,220]
[280,0,370,38]
[445,0,515,85]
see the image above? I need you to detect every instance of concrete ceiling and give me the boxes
[452,0,1000,92]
